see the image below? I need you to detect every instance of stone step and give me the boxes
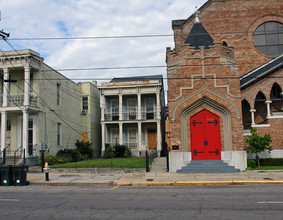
[150,157,167,172]
[177,160,240,173]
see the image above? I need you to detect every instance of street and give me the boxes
[0,185,282,220]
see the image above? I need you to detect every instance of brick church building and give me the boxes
[166,0,282,172]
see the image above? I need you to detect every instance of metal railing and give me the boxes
[104,110,158,121]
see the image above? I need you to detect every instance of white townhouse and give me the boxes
[0,49,101,165]
[99,75,166,157]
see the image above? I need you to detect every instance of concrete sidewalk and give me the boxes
[27,168,283,186]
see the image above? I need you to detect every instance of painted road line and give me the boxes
[0,199,20,202]
[76,186,119,191]
[258,201,283,204]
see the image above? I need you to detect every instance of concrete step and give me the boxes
[177,160,240,173]
[150,157,167,172]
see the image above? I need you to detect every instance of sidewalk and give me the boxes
[27,168,283,186]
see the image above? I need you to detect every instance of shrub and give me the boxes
[259,158,283,166]
[40,154,57,166]
[247,160,256,168]
[75,140,93,160]
[114,145,127,157]
[56,148,79,162]
[124,147,132,158]
[103,146,115,158]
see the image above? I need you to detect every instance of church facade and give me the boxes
[166,0,283,171]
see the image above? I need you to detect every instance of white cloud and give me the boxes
[0,0,207,84]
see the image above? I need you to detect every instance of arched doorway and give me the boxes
[190,109,221,160]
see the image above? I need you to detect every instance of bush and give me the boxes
[124,147,132,158]
[39,154,57,166]
[103,146,115,158]
[247,160,256,168]
[259,158,283,166]
[115,145,127,157]
[56,148,79,162]
[75,140,93,160]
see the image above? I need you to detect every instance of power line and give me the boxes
[5,30,283,41]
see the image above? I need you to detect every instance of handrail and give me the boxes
[1,144,10,165]
[14,145,23,165]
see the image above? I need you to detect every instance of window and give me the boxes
[254,21,283,57]
[128,128,137,149]
[111,128,119,146]
[57,123,61,146]
[145,98,154,119]
[82,97,88,114]
[111,100,119,121]
[270,83,282,100]
[7,119,11,131]
[127,99,136,120]
[57,83,61,105]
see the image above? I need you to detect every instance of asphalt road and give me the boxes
[0,185,282,220]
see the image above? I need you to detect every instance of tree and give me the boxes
[245,128,272,167]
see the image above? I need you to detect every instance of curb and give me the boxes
[116,180,283,186]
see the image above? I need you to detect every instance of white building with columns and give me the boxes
[0,50,101,164]
[99,75,166,157]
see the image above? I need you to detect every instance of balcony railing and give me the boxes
[104,110,158,121]
[0,94,38,108]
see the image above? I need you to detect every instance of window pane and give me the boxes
[254,24,265,34]
[266,34,279,45]
[265,22,278,34]
[254,35,266,45]
[267,45,279,56]
[279,33,283,44]
[257,46,267,54]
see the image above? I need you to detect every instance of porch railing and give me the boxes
[0,94,38,108]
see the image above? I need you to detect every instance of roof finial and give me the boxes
[194,6,200,24]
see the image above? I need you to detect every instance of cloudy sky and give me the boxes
[0,0,207,85]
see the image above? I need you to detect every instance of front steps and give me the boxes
[150,157,167,172]
[177,160,240,173]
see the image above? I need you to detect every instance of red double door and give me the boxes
[190,110,221,160]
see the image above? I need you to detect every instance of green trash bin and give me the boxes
[0,165,13,186]
[13,165,29,186]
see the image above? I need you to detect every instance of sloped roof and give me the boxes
[185,22,214,49]
[110,75,163,83]
[240,55,283,89]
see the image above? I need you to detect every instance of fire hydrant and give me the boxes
[43,162,50,181]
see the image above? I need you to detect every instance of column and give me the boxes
[101,123,105,156]
[119,94,123,120]
[250,109,256,126]
[101,94,105,121]
[24,66,30,106]
[119,123,123,145]
[3,68,9,107]
[157,121,161,157]
[265,100,272,118]
[137,93,141,120]
[22,108,29,156]
[156,91,160,120]
[138,122,142,153]
[1,111,7,153]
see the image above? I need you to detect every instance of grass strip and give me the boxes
[51,157,153,169]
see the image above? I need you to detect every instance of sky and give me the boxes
[0,0,207,86]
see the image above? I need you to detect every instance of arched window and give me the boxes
[242,100,251,129]
[254,91,267,124]
[255,91,266,102]
[270,83,282,100]
[270,83,283,113]
[254,21,283,57]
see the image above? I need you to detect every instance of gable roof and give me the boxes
[184,22,214,49]
[110,75,163,83]
[240,55,283,89]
